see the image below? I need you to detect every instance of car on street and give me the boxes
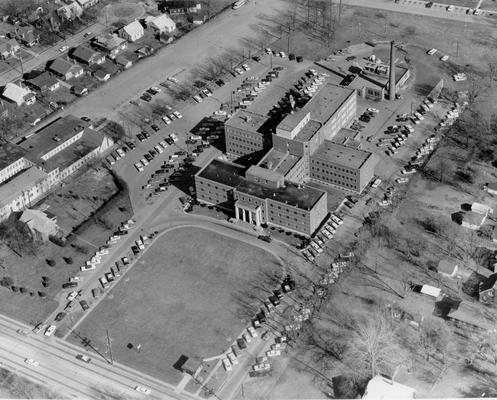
[134,386,151,395]
[44,325,56,337]
[80,300,90,311]
[76,354,91,363]
[427,48,438,55]
[25,358,39,367]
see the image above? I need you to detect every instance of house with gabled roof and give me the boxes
[118,20,144,42]
[19,209,58,241]
[145,14,176,34]
[2,83,36,106]
[71,45,105,65]
[26,71,60,93]
[57,1,83,20]
[0,38,20,60]
[47,58,84,81]
[91,33,127,59]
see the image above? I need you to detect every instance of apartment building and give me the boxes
[0,143,34,184]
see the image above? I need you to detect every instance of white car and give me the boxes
[447,4,454,11]
[401,169,417,175]
[247,326,258,338]
[154,145,163,154]
[24,358,39,367]
[266,349,281,357]
[67,291,78,301]
[173,111,182,119]
[162,116,172,125]
[140,158,149,166]
[167,76,179,83]
[440,55,449,62]
[116,148,125,158]
[134,162,144,172]
[234,67,244,75]
[223,358,232,371]
[427,48,438,56]
[396,177,409,184]
[151,86,161,93]
[253,363,271,371]
[44,325,56,337]
[169,133,178,142]
[371,178,382,188]
[403,124,414,133]
[193,95,202,103]
[214,110,227,116]
[378,200,392,207]
[264,48,272,54]
[367,107,379,113]
[227,352,238,365]
[321,229,332,239]
[59,45,68,52]
[331,215,343,225]
[453,73,467,82]
[159,140,168,149]
[134,386,151,395]
[242,63,250,71]
[242,333,251,343]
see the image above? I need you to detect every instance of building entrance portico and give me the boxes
[235,200,262,226]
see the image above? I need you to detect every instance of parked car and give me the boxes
[76,354,91,363]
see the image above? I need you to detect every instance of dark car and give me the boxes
[140,95,151,102]
[143,131,151,139]
[345,55,356,61]
[62,282,78,289]
[151,124,160,132]
[149,149,157,158]
[81,116,91,122]
[215,79,225,87]
[80,300,90,311]
[76,354,91,363]
[237,338,248,350]
[359,114,371,123]
[165,137,174,145]
[55,312,66,322]
[253,55,261,62]
[126,141,136,150]
[144,154,153,162]
[136,133,145,142]
[175,151,187,156]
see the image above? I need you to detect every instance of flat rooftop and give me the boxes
[303,83,354,125]
[313,141,372,169]
[197,159,246,187]
[0,143,27,171]
[259,149,300,176]
[237,179,324,211]
[294,119,322,142]
[277,110,308,133]
[0,167,48,207]
[331,127,360,145]
[20,116,89,161]
[42,129,103,172]
[225,110,270,133]
[198,158,324,210]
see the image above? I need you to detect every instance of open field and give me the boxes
[68,227,282,384]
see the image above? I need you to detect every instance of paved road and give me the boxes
[0,314,192,399]
[334,0,495,24]
[0,23,107,85]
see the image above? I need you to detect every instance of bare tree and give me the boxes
[418,317,451,364]
[348,308,404,379]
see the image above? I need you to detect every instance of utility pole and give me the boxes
[106,329,113,365]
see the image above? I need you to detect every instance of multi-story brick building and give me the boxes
[195,159,327,236]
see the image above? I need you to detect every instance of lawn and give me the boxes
[68,227,282,384]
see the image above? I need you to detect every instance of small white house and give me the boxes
[2,82,35,106]
[146,14,176,34]
[471,202,493,215]
[119,20,144,42]
[485,182,497,196]
[363,375,416,399]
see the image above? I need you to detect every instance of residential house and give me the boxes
[26,71,60,92]
[47,58,84,81]
[118,20,144,42]
[19,209,58,241]
[362,375,416,399]
[71,45,105,65]
[0,38,20,60]
[75,0,99,8]
[472,202,493,215]
[57,1,83,20]
[479,273,497,305]
[92,33,127,59]
[461,211,487,230]
[485,182,497,196]
[93,69,110,81]
[13,25,38,47]
[145,14,176,34]
[2,83,36,106]
[115,56,132,69]
[0,143,33,185]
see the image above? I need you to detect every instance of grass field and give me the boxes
[68,227,282,384]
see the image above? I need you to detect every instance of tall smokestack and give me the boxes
[389,40,396,101]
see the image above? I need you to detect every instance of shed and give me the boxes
[485,182,497,196]
[420,284,441,298]
[362,375,416,399]
[461,211,487,230]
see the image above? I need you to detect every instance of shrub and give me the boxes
[11,286,18,292]
[19,287,27,294]
[0,276,14,287]
[63,256,73,264]
[38,291,46,298]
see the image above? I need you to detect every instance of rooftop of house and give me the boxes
[48,57,79,75]
[0,142,27,170]
[120,20,144,35]
[258,149,300,176]
[19,115,89,161]
[0,167,48,208]
[226,110,271,134]
[363,375,416,400]
[302,83,355,124]
[479,273,497,293]
[27,71,59,88]
[93,33,126,50]
[312,140,372,169]
[72,45,100,62]
[463,211,487,226]
[2,82,33,103]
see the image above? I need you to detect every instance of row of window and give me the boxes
[311,168,357,182]
[312,174,357,189]
[311,162,356,175]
